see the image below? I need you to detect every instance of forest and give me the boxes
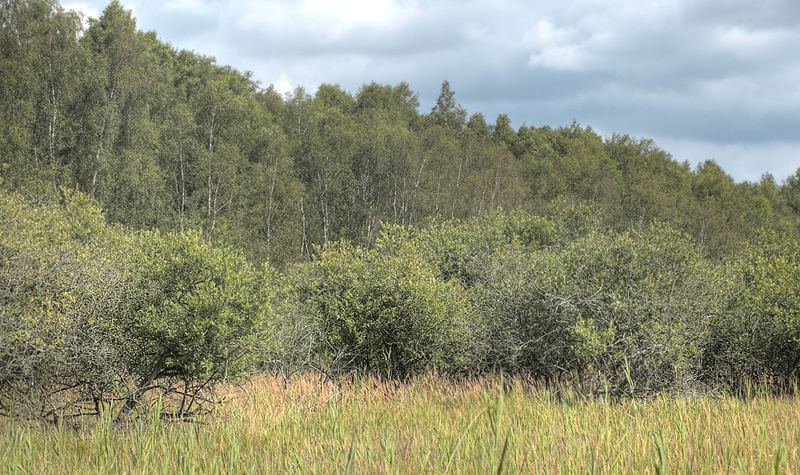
[2,0,800,424]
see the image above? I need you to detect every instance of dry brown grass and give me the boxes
[2,373,799,473]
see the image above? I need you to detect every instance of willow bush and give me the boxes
[705,231,800,384]
[289,225,477,379]
[0,187,273,422]
[406,211,735,393]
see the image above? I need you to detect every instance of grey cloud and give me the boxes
[62,0,800,182]
[226,16,467,59]
[137,10,219,42]
[683,0,800,29]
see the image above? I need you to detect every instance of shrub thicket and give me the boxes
[289,226,475,379]
[286,207,800,394]
[706,232,800,383]
[4,182,800,421]
[0,187,272,422]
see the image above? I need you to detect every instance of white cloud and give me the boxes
[160,0,215,14]
[524,19,599,71]
[237,0,419,44]
[61,2,101,27]
[273,73,295,95]
[299,0,415,28]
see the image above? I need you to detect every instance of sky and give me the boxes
[62,0,800,183]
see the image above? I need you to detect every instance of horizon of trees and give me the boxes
[2,0,800,269]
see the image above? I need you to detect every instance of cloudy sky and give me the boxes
[63,0,800,183]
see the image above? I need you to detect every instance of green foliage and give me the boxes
[0,186,121,419]
[706,232,800,382]
[552,223,720,391]
[291,225,475,378]
[119,229,272,386]
[430,80,466,133]
[0,0,85,193]
[0,187,272,421]
[355,81,419,126]
[413,209,557,289]
[415,212,725,392]
[783,168,800,214]
[5,0,798,270]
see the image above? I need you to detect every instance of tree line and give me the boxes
[3,0,800,268]
[2,0,800,421]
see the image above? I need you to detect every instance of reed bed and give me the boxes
[1,374,799,474]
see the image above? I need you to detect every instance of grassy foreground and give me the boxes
[1,375,799,474]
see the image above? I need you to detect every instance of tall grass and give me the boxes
[1,374,799,474]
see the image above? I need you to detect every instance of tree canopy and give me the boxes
[2,0,797,268]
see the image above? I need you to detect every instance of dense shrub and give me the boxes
[290,225,476,378]
[414,208,559,289]
[549,223,722,392]
[416,214,727,393]
[0,188,272,422]
[705,232,800,384]
[4,179,799,409]
[113,229,273,417]
[0,188,120,420]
